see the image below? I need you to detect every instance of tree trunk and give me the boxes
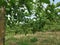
[0,6,5,45]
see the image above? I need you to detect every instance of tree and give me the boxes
[0,0,60,44]
[5,0,60,33]
[0,6,5,45]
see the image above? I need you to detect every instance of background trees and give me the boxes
[0,0,60,34]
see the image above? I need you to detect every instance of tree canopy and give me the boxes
[0,0,60,34]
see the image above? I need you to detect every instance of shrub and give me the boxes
[30,37,38,42]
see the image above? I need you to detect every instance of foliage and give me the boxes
[30,37,38,42]
[0,0,60,34]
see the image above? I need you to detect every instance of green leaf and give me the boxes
[56,2,60,7]
[0,0,5,6]
[40,0,50,4]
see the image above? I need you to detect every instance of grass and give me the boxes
[5,32,60,45]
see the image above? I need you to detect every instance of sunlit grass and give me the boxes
[5,32,60,45]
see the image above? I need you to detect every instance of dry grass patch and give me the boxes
[5,32,60,45]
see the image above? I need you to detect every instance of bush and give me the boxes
[30,37,38,42]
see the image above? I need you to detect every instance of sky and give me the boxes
[43,0,60,9]
[50,0,60,4]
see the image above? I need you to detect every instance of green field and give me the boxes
[5,32,60,45]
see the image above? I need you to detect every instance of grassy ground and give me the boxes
[5,32,60,45]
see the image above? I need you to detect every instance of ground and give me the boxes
[5,32,60,45]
